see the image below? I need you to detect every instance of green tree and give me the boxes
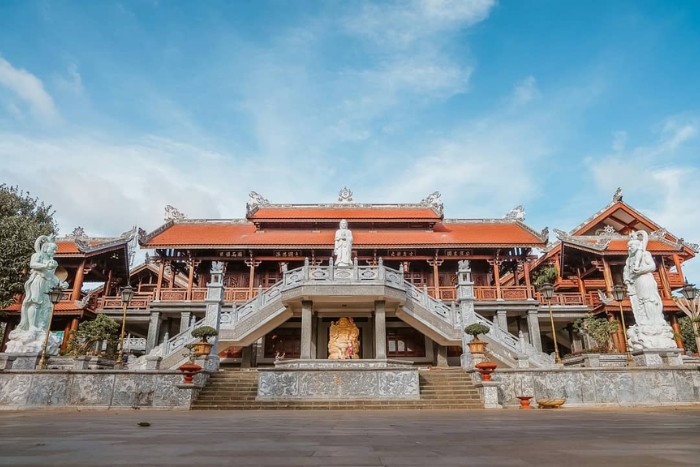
[65,314,120,357]
[573,313,619,352]
[679,316,698,354]
[0,184,57,308]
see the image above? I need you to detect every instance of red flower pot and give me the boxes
[475,362,497,381]
[178,363,202,384]
[517,396,533,410]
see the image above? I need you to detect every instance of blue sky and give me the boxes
[1,1,699,277]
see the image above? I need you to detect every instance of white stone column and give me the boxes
[526,308,542,352]
[179,311,191,333]
[496,308,508,332]
[146,311,161,353]
[375,300,387,360]
[300,300,313,359]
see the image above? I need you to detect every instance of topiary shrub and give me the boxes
[191,326,218,342]
[464,323,491,340]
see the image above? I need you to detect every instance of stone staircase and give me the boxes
[191,368,483,410]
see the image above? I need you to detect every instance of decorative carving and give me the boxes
[420,191,443,215]
[337,187,354,203]
[334,220,353,267]
[70,227,86,239]
[596,290,614,306]
[612,187,623,202]
[6,235,68,354]
[248,191,270,206]
[328,317,360,360]
[458,260,471,272]
[540,227,549,242]
[210,261,225,274]
[164,205,187,221]
[504,205,526,221]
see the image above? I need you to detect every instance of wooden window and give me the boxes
[386,328,426,358]
[407,273,427,286]
[264,328,301,358]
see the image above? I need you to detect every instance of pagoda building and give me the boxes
[0,227,136,351]
[133,189,553,365]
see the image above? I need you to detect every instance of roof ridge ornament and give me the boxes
[612,187,623,202]
[420,191,443,215]
[504,205,525,221]
[164,205,187,222]
[249,191,270,206]
[337,187,354,203]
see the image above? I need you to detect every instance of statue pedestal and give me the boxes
[257,359,419,400]
[632,349,683,367]
[0,353,41,370]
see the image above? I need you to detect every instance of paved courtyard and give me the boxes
[1,408,699,466]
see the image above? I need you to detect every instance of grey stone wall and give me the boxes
[0,370,204,410]
[493,366,700,408]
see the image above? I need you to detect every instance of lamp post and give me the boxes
[38,286,65,369]
[675,282,700,354]
[115,285,135,369]
[611,284,632,363]
[539,283,561,364]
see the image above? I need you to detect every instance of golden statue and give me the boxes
[328,317,360,359]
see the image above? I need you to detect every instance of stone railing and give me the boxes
[468,314,554,368]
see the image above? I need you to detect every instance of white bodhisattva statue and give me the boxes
[5,235,68,354]
[623,231,676,350]
[334,219,353,267]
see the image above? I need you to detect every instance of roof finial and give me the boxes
[504,205,526,221]
[338,187,354,203]
[164,205,187,221]
[612,187,623,202]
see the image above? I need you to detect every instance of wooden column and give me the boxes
[576,269,587,304]
[186,259,196,300]
[61,321,72,350]
[488,258,502,299]
[553,253,562,284]
[155,260,165,300]
[602,258,614,292]
[523,260,533,299]
[607,312,622,352]
[245,258,261,299]
[103,269,113,297]
[427,257,443,298]
[669,314,684,350]
[673,254,684,281]
[658,258,672,298]
[169,261,175,289]
[71,260,86,301]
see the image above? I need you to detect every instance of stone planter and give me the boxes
[193,342,213,357]
[475,362,497,381]
[178,363,202,384]
[467,339,487,354]
[537,398,566,409]
[517,396,533,409]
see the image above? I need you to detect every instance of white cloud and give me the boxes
[512,76,540,105]
[0,56,58,121]
[344,0,496,47]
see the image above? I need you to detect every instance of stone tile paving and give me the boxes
[0,408,699,466]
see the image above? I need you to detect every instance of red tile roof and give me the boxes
[249,207,441,221]
[4,301,83,313]
[143,221,544,248]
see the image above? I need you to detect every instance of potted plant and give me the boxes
[179,344,202,384]
[190,325,218,356]
[464,323,490,354]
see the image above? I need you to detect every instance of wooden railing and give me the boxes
[473,286,534,301]
[99,293,153,310]
[535,292,589,306]
[426,286,457,301]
